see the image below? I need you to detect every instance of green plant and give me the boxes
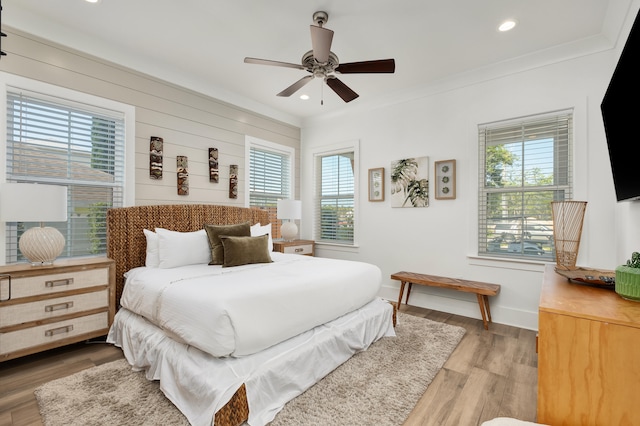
[626,252,640,268]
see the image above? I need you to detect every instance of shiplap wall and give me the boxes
[0,27,301,206]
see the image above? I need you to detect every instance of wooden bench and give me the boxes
[391,271,501,330]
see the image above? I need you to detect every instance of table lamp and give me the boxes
[277,199,301,241]
[0,183,68,265]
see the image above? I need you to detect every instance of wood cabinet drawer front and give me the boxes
[8,268,109,299]
[0,312,108,355]
[0,289,108,327]
[283,244,313,255]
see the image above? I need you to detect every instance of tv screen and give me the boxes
[601,8,640,201]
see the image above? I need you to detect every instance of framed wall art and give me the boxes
[390,157,429,208]
[434,159,456,200]
[368,167,385,202]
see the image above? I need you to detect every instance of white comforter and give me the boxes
[119,252,382,357]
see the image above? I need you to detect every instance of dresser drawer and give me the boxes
[0,289,109,328]
[283,244,314,255]
[5,268,109,299]
[0,312,109,356]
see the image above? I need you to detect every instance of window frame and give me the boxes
[312,140,359,247]
[245,136,295,239]
[477,110,573,261]
[0,73,135,264]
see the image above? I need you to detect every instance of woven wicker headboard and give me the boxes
[107,204,270,305]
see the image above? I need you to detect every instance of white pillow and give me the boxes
[143,229,160,268]
[250,223,273,251]
[155,228,211,268]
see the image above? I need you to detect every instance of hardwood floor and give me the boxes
[0,306,538,426]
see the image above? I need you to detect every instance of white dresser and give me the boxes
[0,257,115,362]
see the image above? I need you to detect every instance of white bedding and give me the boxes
[120,252,382,357]
[107,297,395,426]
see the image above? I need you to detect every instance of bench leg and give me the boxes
[483,295,492,323]
[476,294,492,330]
[406,282,413,304]
[397,281,406,309]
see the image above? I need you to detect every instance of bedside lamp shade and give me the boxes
[0,183,68,265]
[277,199,301,241]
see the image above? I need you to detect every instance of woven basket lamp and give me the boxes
[551,201,587,271]
[0,183,68,266]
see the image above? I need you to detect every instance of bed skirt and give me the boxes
[107,297,395,426]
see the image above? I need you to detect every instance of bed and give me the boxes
[105,204,395,426]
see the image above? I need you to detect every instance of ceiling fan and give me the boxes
[244,11,395,103]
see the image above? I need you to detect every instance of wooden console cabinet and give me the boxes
[538,264,640,425]
[0,257,115,362]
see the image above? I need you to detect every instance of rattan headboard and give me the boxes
[106,204,270,305]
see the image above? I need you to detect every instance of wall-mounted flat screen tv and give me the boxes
[601,8,640,201]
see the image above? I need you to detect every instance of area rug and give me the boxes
[35,313,466,426]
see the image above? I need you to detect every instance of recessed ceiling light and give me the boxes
[300,94,310,100]
[85,0,101,4]
[498,20,517,32]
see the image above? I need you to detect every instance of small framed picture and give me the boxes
[434,160,456,200]
[368,167,385,202]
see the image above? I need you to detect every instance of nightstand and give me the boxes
[0,257,115,362]
[272,240,315,256]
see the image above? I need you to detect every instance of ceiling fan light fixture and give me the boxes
[300,94,310,100]
[244,10,395,104]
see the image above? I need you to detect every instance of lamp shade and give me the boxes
[0,183,68,222]
[276,199,301,220]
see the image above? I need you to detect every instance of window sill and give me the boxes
[314,241,360,253]
[468,254,551,272]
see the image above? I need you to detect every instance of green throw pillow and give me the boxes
[204,221,251,265]
[220,234,273,267]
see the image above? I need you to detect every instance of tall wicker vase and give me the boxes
[551,201,587,271]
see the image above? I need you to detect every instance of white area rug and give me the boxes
[36,313,465,426]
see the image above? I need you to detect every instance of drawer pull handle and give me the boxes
[45,301,74,312]
[0,274,11,302]
[45,325,74,337]
[46,278,74,288]
[295,248,304,252]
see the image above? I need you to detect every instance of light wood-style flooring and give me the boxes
[0,306,538,426]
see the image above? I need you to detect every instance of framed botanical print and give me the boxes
[435,159,456,200]
[368,167,385,201]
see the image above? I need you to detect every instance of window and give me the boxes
[478,110,572,260]
[246,137,294,239]
[4,87,127,262]
[314,144,357,245]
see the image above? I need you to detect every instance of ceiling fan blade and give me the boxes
[325,76,359,103]
[336,59,395,74]
[244,57,305,70]
[277,75,314,97]
[310,25,334,63]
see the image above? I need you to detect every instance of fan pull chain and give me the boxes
[321,81,324,105]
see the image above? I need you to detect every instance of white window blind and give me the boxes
[316,152,354,244]
[478,110,572,260]
[248,143,292,239]
[5,89,125,262]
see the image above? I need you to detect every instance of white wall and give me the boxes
[300,41,631,331]
[0,27,301,208]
